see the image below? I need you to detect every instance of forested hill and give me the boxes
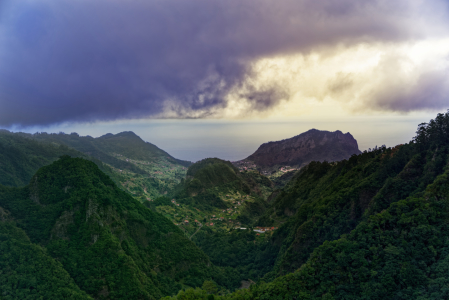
[28,131,191,168]
[0,130,120,187]
[0,130,192,200]
[174,158,273,220]
[163,111,449,299]
[0,156,238,299]
[241,129,361,171]
[0,207,92,299]
[258,111,449,278]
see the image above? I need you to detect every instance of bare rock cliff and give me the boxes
[245,129,361,169]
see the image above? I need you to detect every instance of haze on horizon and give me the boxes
[1,0,448,161]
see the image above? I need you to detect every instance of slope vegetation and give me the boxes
[0,207,91,299]
[163,110,449,299]
[1,130,191,200]
[0,130,118,187]
[175,158,272,218]
[0,156,237,299]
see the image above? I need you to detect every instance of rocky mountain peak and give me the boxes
[244,129,361,170]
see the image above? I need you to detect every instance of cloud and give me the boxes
[367,63,449,112]
[0,0,448,126]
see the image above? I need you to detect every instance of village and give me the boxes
[109,153,188,200]
[151,192,279,238]
[109,153,282,239]
[232,160,258,172]
[232,160,298,177]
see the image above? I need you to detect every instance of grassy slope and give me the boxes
[29,131,192,199]
[95,131,190,167]
[27,132,152,175]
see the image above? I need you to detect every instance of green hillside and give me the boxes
[176,158,272,210]
[139,159,275,276]
[28,131,191,199]
[29,131,190,169]
[3,111,449,299]
[258,137,444,278]
[0,207,91,300]
[146,159,277,285]
[0,130,191,200]
[162,111,449,299]
[0,156,238,299]
[0,130,121,187]
[96,131,190,167]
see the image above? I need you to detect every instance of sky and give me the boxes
[1,0,449,161]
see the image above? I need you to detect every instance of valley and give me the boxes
[1,111,449,299]
[110,154,188,200]
[1,2,445,299]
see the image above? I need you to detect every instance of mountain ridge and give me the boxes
[0,156,240,299]
[241,129,361,171]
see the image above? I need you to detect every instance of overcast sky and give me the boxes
[1,0,448,159]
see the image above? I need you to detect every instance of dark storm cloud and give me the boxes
[0,0,448,126]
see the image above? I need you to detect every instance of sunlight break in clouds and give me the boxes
[0,0,448,126]
[219,39,449,120]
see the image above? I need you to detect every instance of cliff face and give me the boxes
[245,129,361,169]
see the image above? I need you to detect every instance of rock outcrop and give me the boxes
[244,129,361,170]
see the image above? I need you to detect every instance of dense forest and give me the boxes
[0,130,192,200]
[1,111,449,299]
[0,156,239,299]
[173,158,272,221]
[161,111,449,299]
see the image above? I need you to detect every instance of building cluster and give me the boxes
[279,166,297,173]
[253,226,278,233]
[232,160,258,172]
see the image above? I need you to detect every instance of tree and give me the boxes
[202,280,218,294]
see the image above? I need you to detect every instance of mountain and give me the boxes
[240,129,361,171]
[232,170,449,299]
[28,132,191,199]
[0,207,92,299]
[174,158,273,221]
[0,156,238,299]
[4,112,449,299]
[29,131,191,170]
[163,110,449,299]
[0,130,192,200]
[0,130,119,187]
